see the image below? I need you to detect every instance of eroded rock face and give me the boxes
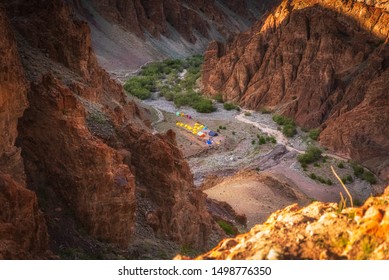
[1,0,215,258]
[88,0,257,43]
[0,174,50,259]
[179,186,389,260]
[0,4,50,259]
[202,0,389,176]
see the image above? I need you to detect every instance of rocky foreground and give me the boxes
[176,185,389,260]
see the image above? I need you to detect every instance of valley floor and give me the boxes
[141,98,386,229]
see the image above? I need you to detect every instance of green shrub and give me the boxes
[272,115,294,126]
[352,163,364,177]
[260,108,271,114]
[346,175,353,182]
[326,179,333,185]
[244,112,252,116]
[217,220,237,235]
[223,102,236,111]
[282,124,296,137]
[214,93,224,103]
[309,129,321,140]
[193,99,216,113]
[259,136,266,145]
[124,75,156,100]
[310,173,317,180]
[337,162,345,169]
[232,131,236,135]
[314,162,321,167]
[351,163,377,184]
[297,146,322,164]
[362,171,377,184]
[273,115,296,137]
[251,140,256,145]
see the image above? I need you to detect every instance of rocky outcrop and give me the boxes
[0,174,50,259]
[0,5,50,259]
[178,185,389,260]
[1,0,215,258]
[88,0,256,43]
[202,0,389,177]
[65,0,278,75]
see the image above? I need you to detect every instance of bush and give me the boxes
[214,93,224,103]
[124,76,156,100]
[351,163,377,184]
[223,102,236,111]
[352,163,364,177]
[251,140,256,145]
[244,112,252,116]
[297,146,322,164]
[260,108,272,114]
[337,162,345,169]
[232,131,236,135]
[362,171,377,184]
[326,179,333,185]
[309,129,321,140]
[273,115,296,137]
[217,220,237,235]
[310,173,317,180]
[314,162,321,167]
[193,99,216,113]
[272,114,294,126]
[259,136,266,145]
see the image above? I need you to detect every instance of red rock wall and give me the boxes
[0,4,50,259]
[202,0,389,176]
[1,0,215,256]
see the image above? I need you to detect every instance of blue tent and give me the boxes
[206,140,212,145]
[208,131,218,137]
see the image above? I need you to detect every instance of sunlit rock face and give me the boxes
[0,0,216,258]
[177,186,389,260]
[202,0,389,178]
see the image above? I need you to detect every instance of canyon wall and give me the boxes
[66,0,277,75]
[0,4,49,259]
[202,0,389,178]
[0,0,215,258]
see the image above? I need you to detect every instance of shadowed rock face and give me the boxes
[0,5,49,259]
[202,0,389,177]
[86,0,258,43]
[179,185,389,260]
[0,0,215,258]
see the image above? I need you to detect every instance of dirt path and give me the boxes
[236,111,349,161]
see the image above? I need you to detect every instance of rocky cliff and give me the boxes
[66,0,277,75]
[0,0,216,259]
[202,0,389,178]
[0,5,49,259]
[179,185,389,260]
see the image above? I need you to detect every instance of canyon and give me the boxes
[202,0,389,180]
[0,0,388,260]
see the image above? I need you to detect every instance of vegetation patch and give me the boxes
[272,114,296,137]
[223,102,238,111]
[351,163,377,184]
[124,55,216,113]
[308,128,321,140]
[217,220,238,236]
[297,146,322,164]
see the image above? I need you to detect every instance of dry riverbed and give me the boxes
[142,98,385,229]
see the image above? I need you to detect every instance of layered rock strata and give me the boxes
[202,0,389,177]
